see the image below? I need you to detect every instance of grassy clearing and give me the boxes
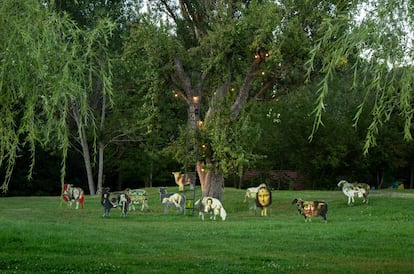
[0,187,413,273]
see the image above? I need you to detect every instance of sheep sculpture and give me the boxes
[337,180,370,205]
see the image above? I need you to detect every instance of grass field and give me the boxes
[0,187,413,273]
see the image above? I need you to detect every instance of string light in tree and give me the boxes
[254,47,270,61]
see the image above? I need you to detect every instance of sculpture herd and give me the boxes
[61,177,371,222]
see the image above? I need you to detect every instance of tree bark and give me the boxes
[231,54,264,118]
[197,161,223,200]
[377,170,384,189]
[80,124,96,194]
[71,105,95,195]
[96,91,107,195]
[97,141,104,195]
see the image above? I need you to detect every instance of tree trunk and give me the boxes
[96,91,107,195]
[97,140,104,195]
[80,125,96,195]
[71,105,96,195]
[377,170,384,189]
[197,161,223,200]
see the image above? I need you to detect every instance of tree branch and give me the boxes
[230,56,263,118]
[254,65,288,100]
[204,76,231,122]
[173,57,193,97]
[179,0,202,41]
[172,89,190,104]
[160,0,178,24]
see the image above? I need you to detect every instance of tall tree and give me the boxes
[52,0,135,194]
[0,1,114,192]
[136,0,343,198]
[136,1,276,199]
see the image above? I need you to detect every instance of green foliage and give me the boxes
[249,75,370,187]
[206,108,264,177]
[165,107,263,178]
[4,0,413,192]
[121,3,281,178]
[198,0,283,87]
[307,1,414,153]
[112,15,188,184]
[1,188,414,273]
[147,1,285,177]
[0,1,115,191]
[252,69,414,188]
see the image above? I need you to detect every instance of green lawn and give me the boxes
[0,187,413,273]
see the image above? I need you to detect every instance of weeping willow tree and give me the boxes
[307,0,414,154]
[0,1,114,192]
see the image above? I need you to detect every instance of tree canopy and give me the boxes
[0,1,114,192]
[1,0,414,193]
